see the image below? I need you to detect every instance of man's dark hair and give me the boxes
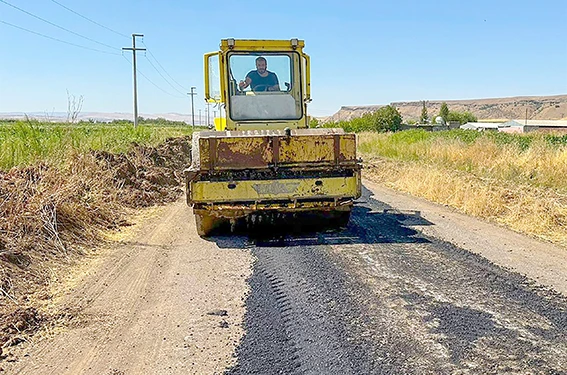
[255,56,267,64]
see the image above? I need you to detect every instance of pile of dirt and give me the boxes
[0,136,192,352]
[92,136,191,207]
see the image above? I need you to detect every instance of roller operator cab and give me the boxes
[185,39,362,236]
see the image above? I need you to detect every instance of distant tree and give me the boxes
[447,110,478,124]
[438,102,449,122]
[66,90,84,123]
[460,111,477,124]
[369,105,403,132]
[420,101,429,124]
[309,116,320,128]
[327,105,402,133]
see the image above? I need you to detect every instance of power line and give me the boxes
[0,19,120,55]
[142,40,189,92]
[143,54,187,96]
[122,55,185,99]
[49,0,130,39]
[0,0,118,52]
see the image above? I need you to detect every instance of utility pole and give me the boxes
[188,87,196,127]
[199,109,202,126]
[122,34,146,127]
[525,108,528,125]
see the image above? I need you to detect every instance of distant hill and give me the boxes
[325,95,567,123]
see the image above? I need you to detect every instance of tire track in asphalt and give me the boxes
[223,187,567,374]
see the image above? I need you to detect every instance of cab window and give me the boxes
[228,53,302,121]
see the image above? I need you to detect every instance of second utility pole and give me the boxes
[189,87,196,127]
[123,34,146,127]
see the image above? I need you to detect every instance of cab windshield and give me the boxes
[228,52,302,121]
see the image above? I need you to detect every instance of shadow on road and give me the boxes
[208,186,433,248]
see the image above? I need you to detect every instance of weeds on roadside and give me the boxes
[359,130,567,192]
[359,129,567,246]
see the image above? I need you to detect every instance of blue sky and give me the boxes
[1,0,566,117]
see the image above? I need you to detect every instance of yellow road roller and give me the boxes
[185,39,361,236]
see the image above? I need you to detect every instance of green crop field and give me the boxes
[0,120,196,170]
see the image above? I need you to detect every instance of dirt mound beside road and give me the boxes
[92,136,191,206]
[0,136,191,355]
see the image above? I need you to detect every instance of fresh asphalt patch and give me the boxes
[221,187,567,374]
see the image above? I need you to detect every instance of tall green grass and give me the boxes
[0,120,194,170]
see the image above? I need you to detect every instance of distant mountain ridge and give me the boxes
[325,95,567,123]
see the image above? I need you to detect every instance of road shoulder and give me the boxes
[3,200,253,374]
[363,178,567,296]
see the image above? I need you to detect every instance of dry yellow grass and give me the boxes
[363,157,567,247]
[359,130,567,247]
[359,132,567,192]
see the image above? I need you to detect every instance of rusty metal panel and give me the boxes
[197,135,271,171]
[339,134,357,161]
[194,128,357,171]
[278,134,356,164]
[215,136,273,169]
[198,137,210,171]
[279,135,335,163]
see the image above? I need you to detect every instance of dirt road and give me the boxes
[4,181,567,374]
[4,202,253,375]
